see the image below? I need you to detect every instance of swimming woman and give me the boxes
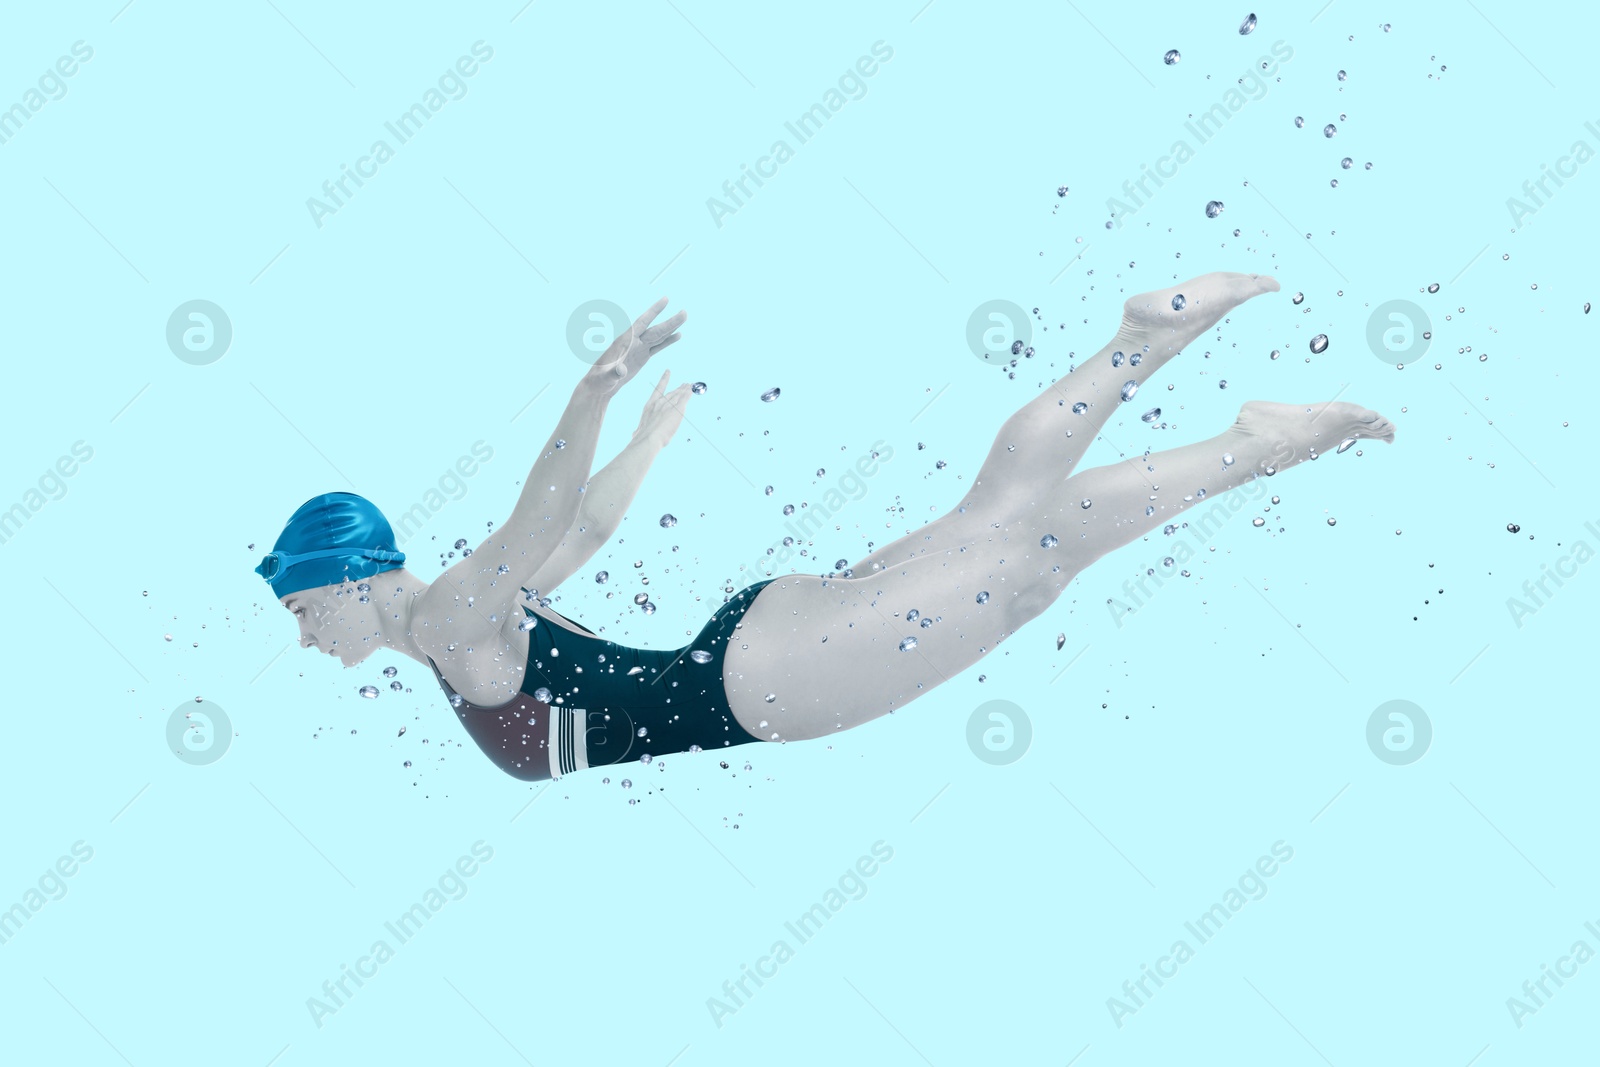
[255,276,1395,780]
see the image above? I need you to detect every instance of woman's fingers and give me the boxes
[665,382,694,408]
[645,369,670,408]
[639,309,687,348]
[646,332,682,356]
[630,297,671,337]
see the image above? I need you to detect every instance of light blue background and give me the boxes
[1,1,1594,1064]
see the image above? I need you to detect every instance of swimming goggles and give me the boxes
[255,546,406,582]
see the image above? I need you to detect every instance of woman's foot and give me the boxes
[1230,400,1396,468]
[1114,272,1281,360]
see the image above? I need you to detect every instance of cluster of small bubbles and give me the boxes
[976,591,991,604]
[1310,334,1329,354]
[760,387,781,402]
[1164,49,1180,65]
[659,514,677,528]
[1040,534,1059,548]
[1205,200,1225,218]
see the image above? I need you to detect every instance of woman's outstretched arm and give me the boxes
[422,299,685,630]
[523,371,693,597]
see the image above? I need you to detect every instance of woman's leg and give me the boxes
[721,400,1394,742]
[847,272,1280,574]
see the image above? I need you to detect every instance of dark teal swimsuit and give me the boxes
[427,579,775,781]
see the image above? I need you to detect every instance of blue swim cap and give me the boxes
[255,492,407,598]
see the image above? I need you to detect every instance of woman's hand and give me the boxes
[582,297,686,400]
[631,371,694,450]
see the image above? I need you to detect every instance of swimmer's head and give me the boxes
[255,493,410,667]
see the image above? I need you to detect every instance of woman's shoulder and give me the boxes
[409,579,528,660]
